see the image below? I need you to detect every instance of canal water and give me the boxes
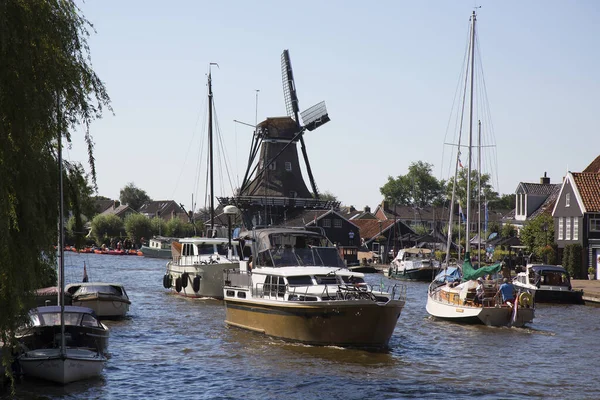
[5,253,600,399]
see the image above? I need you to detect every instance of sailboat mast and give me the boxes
[466,10,476,254]
[208,67,215,235]
[477,120,482,260]
[57,96,66,357]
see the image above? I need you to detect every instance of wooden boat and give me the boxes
[66,282,131,319]
[223,228,406,349]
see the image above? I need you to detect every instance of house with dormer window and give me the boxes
[552,171,600,278]
[504,173,560,232]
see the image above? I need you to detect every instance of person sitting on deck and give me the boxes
[474,277,485,305]
[497,278,515,304]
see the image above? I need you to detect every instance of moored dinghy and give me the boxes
[223,228,406,349]
[65,282,131,319]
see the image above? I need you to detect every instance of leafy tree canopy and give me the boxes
[319,191,338,202]
[520,214,556,264]
[0,0,110,385]
[124,213,152,245]
[380,161,445,207]
[120,182,151,211]
[446,168,499,210]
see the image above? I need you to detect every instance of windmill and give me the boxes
[220,49,337,228]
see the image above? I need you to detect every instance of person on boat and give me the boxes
[474,277,485,305]
[497,278,515,304]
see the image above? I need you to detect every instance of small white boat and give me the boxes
[387,247,440,281]
[223,228,406,349]
[513,264,584,304]
[65,282,131,319]
[140,236,177,259]
[19,347,105,385]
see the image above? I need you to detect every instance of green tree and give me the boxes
[318,191,338,202]
[520,214,556,264]
[446,168,499,210]
[489,193,515,210]
[91,214,125,246]
[124,214,152,246]
[500,223,517,238]
[165,218,196,237]
[380,161,445,207]
[0,0,110,386]
[120,182,151,211]
[563,243,582,278]
[150,217,167,237]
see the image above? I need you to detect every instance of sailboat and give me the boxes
[425,11,534,327]
[163,65,241,299]
[18,105,107,384]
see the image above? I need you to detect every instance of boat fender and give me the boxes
[192,275,201,292]
[518,292,533,308]
[162,274,172,289]
[181,272,189,288]
[175,277,182,293]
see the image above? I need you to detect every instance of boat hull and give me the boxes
[388,267,439,281]
[426,290,534,327]
[71,296,130,319]
[19,348,105,384]
[140,246,172,259]
[224,297,404,349]
[167,262,239,299]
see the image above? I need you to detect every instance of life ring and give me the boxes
[181,272,189,288]
[192,275,201,292]
[175,277,182,293]
[518,292,533,308]
[162,274,172,289]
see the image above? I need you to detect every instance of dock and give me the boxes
[571,279,600,304]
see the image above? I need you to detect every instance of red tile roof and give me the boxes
[583,155,600,173]
[352,219,396,240]
[572,172,600,212]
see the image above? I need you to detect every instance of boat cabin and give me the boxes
[177,237,241,264]
[515,264,572,290]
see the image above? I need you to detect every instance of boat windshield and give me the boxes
[258,246,345,268]
[32,311,91,327]
[538,270,570,286]
[75,285,124,296]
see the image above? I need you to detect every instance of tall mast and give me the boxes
[208,65,215,235]
[477,120,482,260]
[57,95,66,357]
[466,10,476,255]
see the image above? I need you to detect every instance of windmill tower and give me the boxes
[219,50,338,228]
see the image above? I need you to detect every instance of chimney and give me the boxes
[364,205,371,213]
[113,200,120,209]
[540,172,550,184]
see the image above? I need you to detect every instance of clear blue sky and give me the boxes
[67,0,600,212]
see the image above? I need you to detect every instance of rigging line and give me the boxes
[211,101,236,197]
[170,80,209,201]
[193,82,210,211]
[441,21,473,183]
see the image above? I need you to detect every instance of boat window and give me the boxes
[313,247,346,268]
[237,291,246,299]
[75,285,122,296]
[543,271,569,286]
[341,276,364,284]
[226,290,235,297]
[217,244,229,256]
[315,275,339,285]
[286,276,313,286]
[198,244,214,255]
[82,314,99,327]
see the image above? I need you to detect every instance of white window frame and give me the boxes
[334,219,342,228]
[566,193,570,207]
[590,215,600,232]
[322,219,331,228]
[573,218,579,240]
[566,218,571,240]
[285,162,292,172]
[268,161,276,170]
[558,217,564,240]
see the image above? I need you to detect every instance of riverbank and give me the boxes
[571,279,600,303]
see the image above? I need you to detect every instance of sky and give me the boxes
[66,0,600,213]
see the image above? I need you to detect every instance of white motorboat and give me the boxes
[223,228,406,349]
[513,264,584,304]
[164,237,241,299]
[65,282,131,319]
